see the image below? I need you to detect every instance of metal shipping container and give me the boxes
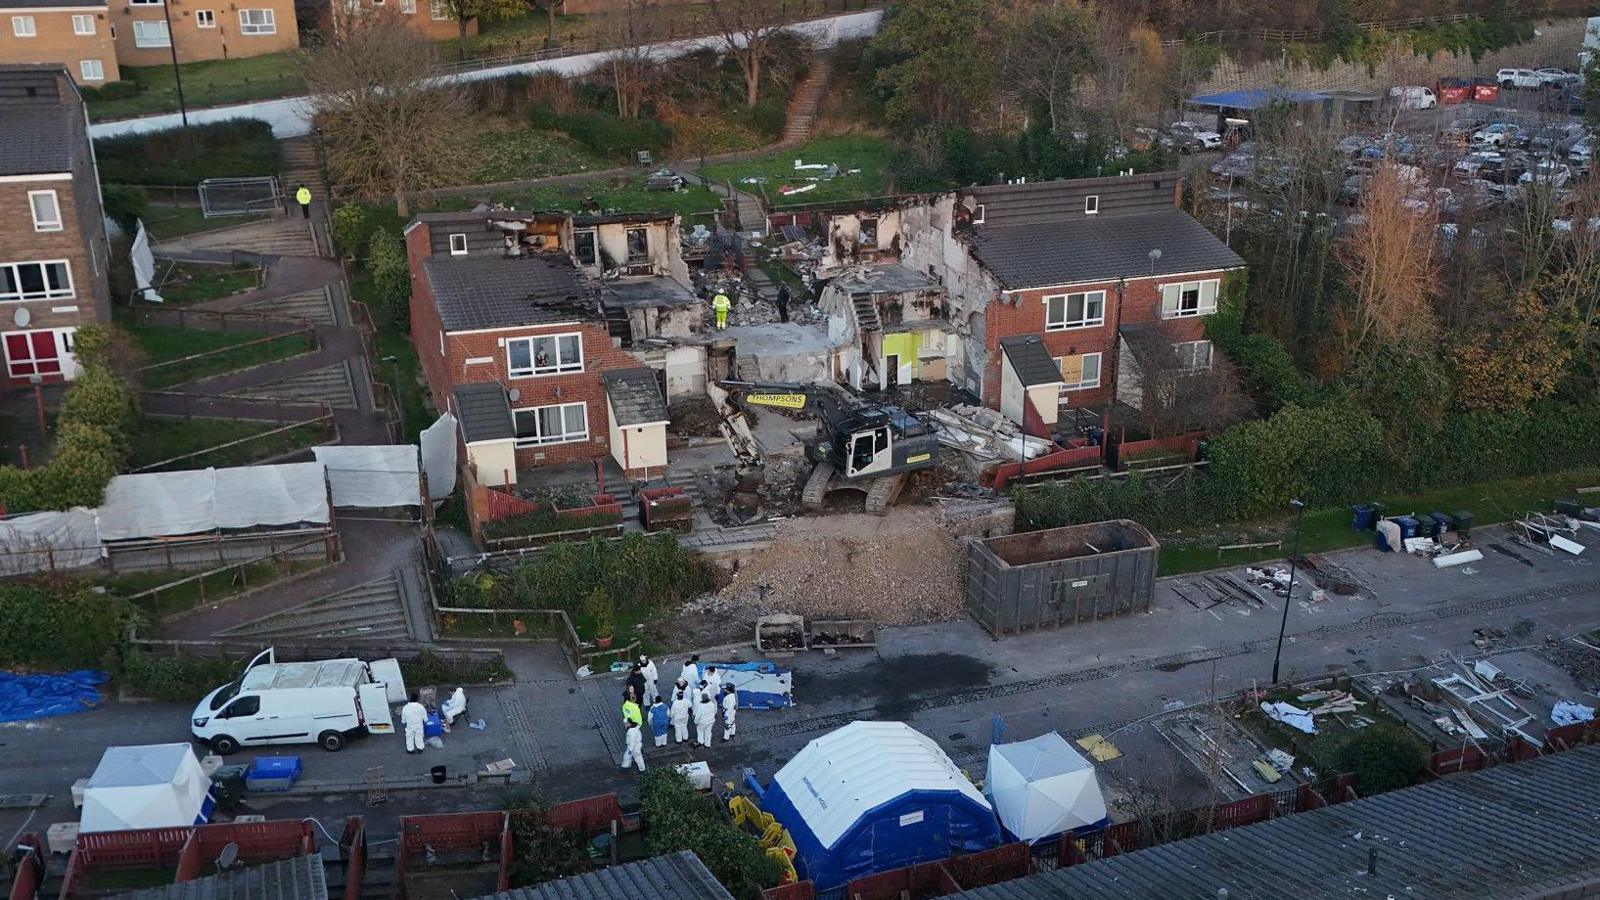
[966,520,1159,636]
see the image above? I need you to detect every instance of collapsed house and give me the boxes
[405,208,701,485]
[820,263,956,391]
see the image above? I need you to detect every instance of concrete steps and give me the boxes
[228,361,358,409]
[783,55,833,144]
[219,574,410,641]
[160,217,319,257]
[617,469,704,531]
[278,137,326,200]
[237,287,338,325]
[852,293,881,330]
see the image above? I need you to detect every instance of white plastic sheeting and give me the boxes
[313,445,421,508]
[130,220,163,304]
[419,412,458,502]
[0,509,100,576]
[95,463,329,541]
[80,744,213,833]
[984,732,1108,843]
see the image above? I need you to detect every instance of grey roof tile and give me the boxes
[601,277,699,309]
[961,745,1600,900]
[969,209,1244,290]
[1000,335,1061,387]
[473,851,732,900]
[423,255,593,332]
[603,367,668,427]
[453,382,513,443]
[110,855,327,900]
[0,0,105,8]
[0,105,76,176]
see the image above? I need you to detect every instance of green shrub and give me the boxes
[102,184,150,230]
[1332,723,1427,795]
[1206,400,1386,516]
[399,650,511,685]
[532,106,671,160]
[367,227,411,329]
[639,769,783,899]
[454,533,719,613]
[94,119,279,185]
[122,649,243,700]
[57,365,137,445]
[0,583,132,670]
[331,206,369,259]
[482,507,619,540]
[507,809,589,887]
[82,80,143,102]
[582,587,615,640]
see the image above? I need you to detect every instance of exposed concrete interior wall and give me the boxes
[468,440,517,487]
[634,344,706,399]
[899,194,996,398]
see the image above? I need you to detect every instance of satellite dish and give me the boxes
[12,307,29,328]
[507,388,521,402]
[215,842,239,871]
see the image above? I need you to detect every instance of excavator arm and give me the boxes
[715,380,848,426]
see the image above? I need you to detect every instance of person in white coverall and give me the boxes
[693,691,716,747]
[703,665,723,699]
[670,691,691,744]
[679,655,699,690]
[721,684,738,741]
[401,692,428,754]
[640,654,659,706]
[619,721,646,771]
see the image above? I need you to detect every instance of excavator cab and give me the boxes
[846,425,891,477]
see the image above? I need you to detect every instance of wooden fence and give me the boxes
[119,534,337,623]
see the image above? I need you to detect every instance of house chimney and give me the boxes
[1367,848,1378,876]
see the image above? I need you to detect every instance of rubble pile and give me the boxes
[928,404,1051,463]
[709,508,965,624]
[725,294,826,327]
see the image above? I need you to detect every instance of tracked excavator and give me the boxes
[707,380,940,516]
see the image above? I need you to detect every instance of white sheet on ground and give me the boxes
[419,413,458,502]
[96,464,330,541]
[131,220,163,304]
[1261,701,1317,734]
[314,445,421,508]
[0,508,100,575]
[985,732,1108,843]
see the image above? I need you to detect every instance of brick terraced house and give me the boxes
[0,0,119,85]
[406,208,698,486]
[111,0,297,67]
[0,64,111,385]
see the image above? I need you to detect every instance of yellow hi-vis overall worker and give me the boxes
[712,292,731,330]
[294,185,312,219]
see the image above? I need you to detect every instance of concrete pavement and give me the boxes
[5,523,1599,843]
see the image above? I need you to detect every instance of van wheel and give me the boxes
[318,731,345,752]
[1501,80,1514,89]
[211,735,239,755]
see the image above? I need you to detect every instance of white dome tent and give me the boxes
[79,744,215,834]
[984,731,1108,843]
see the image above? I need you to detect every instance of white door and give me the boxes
[368,658,407,704]
[358,683,395,734]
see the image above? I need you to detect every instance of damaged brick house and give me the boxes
[406,208,702,485]
[898,172,1245,437]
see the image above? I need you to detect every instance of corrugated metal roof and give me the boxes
[603,368,668,427]
[969,209,1244,291]
[771,721,991,850]
[961,745,1600,900]
[1000,336,1061,388]
[423,255,593,332]
[453,383,513,443]
[473,851,732,900]
[110,855,326,900]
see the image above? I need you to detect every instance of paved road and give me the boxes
[4,523,1598,844]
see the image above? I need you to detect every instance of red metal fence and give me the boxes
[985,442,1103,491]
[395,811,510,900]
[60,820,319,900]
[340,817,367,900]
[8,835,44,900]
[175,821,317,882]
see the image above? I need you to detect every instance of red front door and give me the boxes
[4,330,62,379]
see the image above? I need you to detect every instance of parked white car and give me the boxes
[190,648,407,755]
[1388,85,1438,109]
[1519,160,1573,188]
[1497,68,1544,89]
[1471,123,1520,147]
[1536,67,1582,88]
[1166,121,1224,151]
[1570,138,1593,166]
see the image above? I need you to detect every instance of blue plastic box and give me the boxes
[424,712,443,738]
[245,755,302,791]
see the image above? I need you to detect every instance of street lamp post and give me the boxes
[1270,498,1306,684]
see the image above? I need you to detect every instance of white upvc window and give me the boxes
[238,8,275,33]
[399,0,415,12]
[11,16,35,36]
[971,203,985,224]
[1044,290,1105,331]
[28,191,62,232]
[1175,339,1214,372]
[1085,194,1100,215]
[0,261,74,302]
[507,332,582,377]
[79,59,104,81]
[1055,352,1102,392]
[448,233,468,256]
[513,402,588,447]
[131,19,170,47]
[430,0,449,19]
[128,0,163,5]
[1160,278,1219,318]
[195,9,215,26]
[72,13,94,34]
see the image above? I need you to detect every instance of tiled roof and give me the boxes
[603,368,668,427]
[601,277,700,309]
[1000,335,1061,387]
[423,255,593,332]
[452,382,513,443]
[0,102,76,176]
[969,209,1244,290]
[110,855,327,900]
[0,0,104,9]
[962,746,1600,900]
[472,851,732,900]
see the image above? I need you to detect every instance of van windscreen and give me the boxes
[209,682,239,710]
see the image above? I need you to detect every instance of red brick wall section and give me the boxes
[982,273,1222,409]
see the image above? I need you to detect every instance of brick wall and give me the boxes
[982,273,1220,409]
[0,9,121,84]
[111,0,299,67]
[332,2,474,41]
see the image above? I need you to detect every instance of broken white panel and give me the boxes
[1550,535,1585,555]
[313,445,421,508]
[130,220,163,304]
[1260,701,1316,734]
[1433,549,1483,568]
[419,413,459,503]
[0,509,101,575]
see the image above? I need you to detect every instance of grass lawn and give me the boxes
[349,271,431,442]
[462,126,609,185]
[1155,467,1600,575]
[123,317,315,389]
[102,558,327,621]
[479,177,724,220]
[85,54,304,121]
[697,134,893,207]
[142,206,268,241]
[153,261,262,304]
[127,416,331,470]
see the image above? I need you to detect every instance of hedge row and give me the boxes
[639,768,784,899]
[94,119,279,186]
[446,533,719,613]
[0,582,132,670]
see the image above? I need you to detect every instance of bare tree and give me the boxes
[1334,159,1439,368]
[436,0,524,60]
[301,9,471,215]
[1123,330,1252,438]
[522,0,562,46]
[707,0,788,109]
[997,2,1096,136]
[599,0,657,118]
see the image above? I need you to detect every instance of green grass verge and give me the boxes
[127,416,330,470]
[482,177,723,220]
[697,134,892,206]
[142,207,269,241]
[154,261,261,304]
[1156,467,1600,575]
[85,54,304,121]
[463,127,609,184]
[102,558,326,620]
[124,317,315,389]
[349,270,431,442]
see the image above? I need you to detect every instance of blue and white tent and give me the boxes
[756,721,1001,890]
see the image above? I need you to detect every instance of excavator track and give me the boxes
[801,461,835,509]
[863,472,908,516]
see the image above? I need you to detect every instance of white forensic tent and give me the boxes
[984,731,1108,843]
[419,412,458,502]
[0,508,100,576]
[95,463,330,541]
[79,743,215,833]
[313,445,422,508]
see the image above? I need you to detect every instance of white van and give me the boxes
[190,648,407,755]
[1388,85,1437,109]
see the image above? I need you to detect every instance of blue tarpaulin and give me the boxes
[705,661,793,709]
[0,670,107,722]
